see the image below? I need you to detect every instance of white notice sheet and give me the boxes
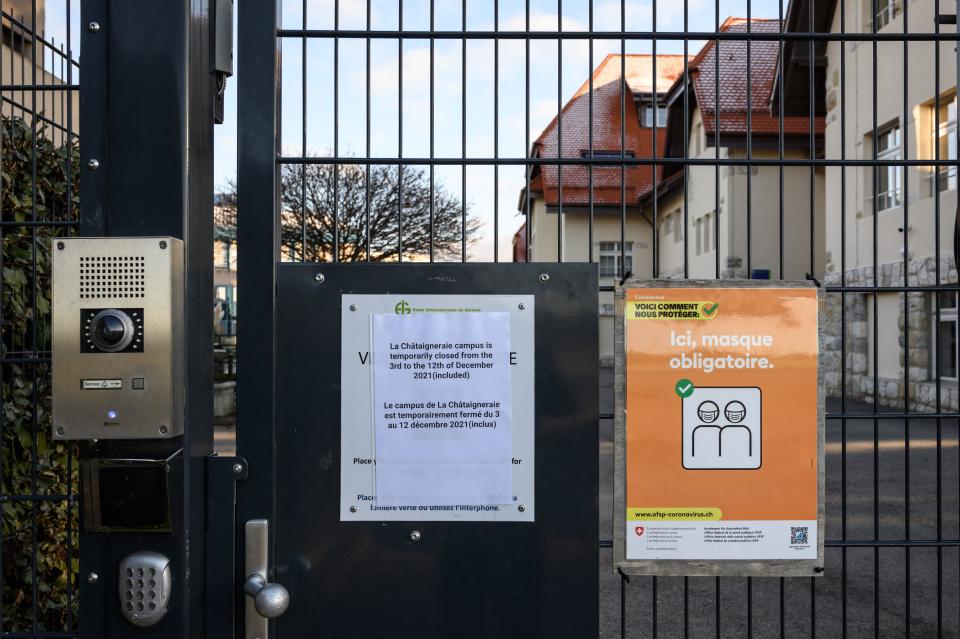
[372,312,513,507]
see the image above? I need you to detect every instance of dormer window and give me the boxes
[641,102,668,128]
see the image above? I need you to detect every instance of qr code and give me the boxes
[790,527,809,545]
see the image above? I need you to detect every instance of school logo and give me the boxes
[634,526,645,537]
[394,300,411,315]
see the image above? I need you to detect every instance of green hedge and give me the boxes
[1,116,79,632]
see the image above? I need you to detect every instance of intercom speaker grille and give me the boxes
[79,256,146,299]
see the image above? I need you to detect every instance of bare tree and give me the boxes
[218,166,479,261]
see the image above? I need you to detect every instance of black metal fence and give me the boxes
[267,0,959,636]
[0,0,79,636]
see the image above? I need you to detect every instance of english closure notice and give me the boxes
[372,312,513,507]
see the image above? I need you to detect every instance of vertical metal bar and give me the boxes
[493,0,499,263]
[398,0,404,262]
[301,0,307,259]
[839,0,849,635]
[524,0,530,261]
[366,0,372,261]
[932,1,944,636]
[429,0,434,262]
[236,0,280,603]
[778,0,785,279]
[461,0,466,262]
[557,0,563,264]
[616,0,627,278]
[29,0,39,630]
[588,1,594,264]
[900,1,911,634]
[870,0,880,634]
[652,0,659,278]
[682,0,689,279]
[713,0,719,279]
[333,0,340,261]
[746,0,752,279]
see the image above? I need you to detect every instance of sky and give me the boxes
[38,0,787,261]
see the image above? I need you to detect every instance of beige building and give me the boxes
[792,0,960,410]
[1,1,79,145]
[520,54,688,359]
[649,18,825,283]
[522,23,828,361]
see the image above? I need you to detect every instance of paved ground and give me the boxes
[598,367,960,638]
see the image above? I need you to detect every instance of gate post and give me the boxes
[78,0,215,636]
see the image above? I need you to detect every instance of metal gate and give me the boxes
[0,1,79,636]
[236,0,960,636]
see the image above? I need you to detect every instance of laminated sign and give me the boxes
[614,281,823,577]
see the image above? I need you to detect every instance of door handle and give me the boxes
[245,519,289,639]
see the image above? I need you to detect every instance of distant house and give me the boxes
[648,17,825,281]
[519,53,688,358]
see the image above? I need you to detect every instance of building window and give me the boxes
[934,292,958,380]
[599,242,633,278]
[931,94,957,194]
[872,0,900,30]
[693,123,703,156]
[697,212,714,254]
[641,102,668,128]
[874,124,902,212]
[672,209,683,242]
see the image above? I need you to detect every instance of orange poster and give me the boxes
[615,283,822,575]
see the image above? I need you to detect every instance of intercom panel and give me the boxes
[52,237,184,439]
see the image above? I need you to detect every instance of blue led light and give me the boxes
[107,410,118,421]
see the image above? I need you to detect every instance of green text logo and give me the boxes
[394,300,411,315]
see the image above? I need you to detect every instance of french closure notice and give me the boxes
[372,312,514,507]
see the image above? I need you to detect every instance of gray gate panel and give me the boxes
[274,262,598,638]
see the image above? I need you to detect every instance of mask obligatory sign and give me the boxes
[613,280,823,577]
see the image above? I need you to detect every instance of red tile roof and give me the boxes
[690,17,824,137]
[528,54,689,207]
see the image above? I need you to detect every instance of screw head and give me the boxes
[349,304,357,311]
[87,21,100,32]
[159,425,168,435]
[349,505,358,513]
[87,572,99,584]
[86,158,99,170]
[232,463,243,474]
[56,241,65,250]
[315,273,325,283]
[518,504,526,512]
[518,303,525,310]
[409,530,422,542]
[159,240,168,249]
[55,426,65,436]
[538,273,550,283]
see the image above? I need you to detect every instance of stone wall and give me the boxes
[823,255,958,412]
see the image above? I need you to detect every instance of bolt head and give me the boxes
[315,273,325,283]
[86,158,99,170]
[159,425,168,435]
[409,530,422,542]
[349,505,358,513]
[159,240,168,249]
[87,572,99,584]
[232,463,243,474]
[55,426,65,436]
[518,504,526,512]
[56,241,65,250]
[538,273,550,283]
[87,21,100,32]
[518,303,525,310]
[349,304,357,311]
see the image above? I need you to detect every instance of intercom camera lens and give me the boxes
[88,309,135,352]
